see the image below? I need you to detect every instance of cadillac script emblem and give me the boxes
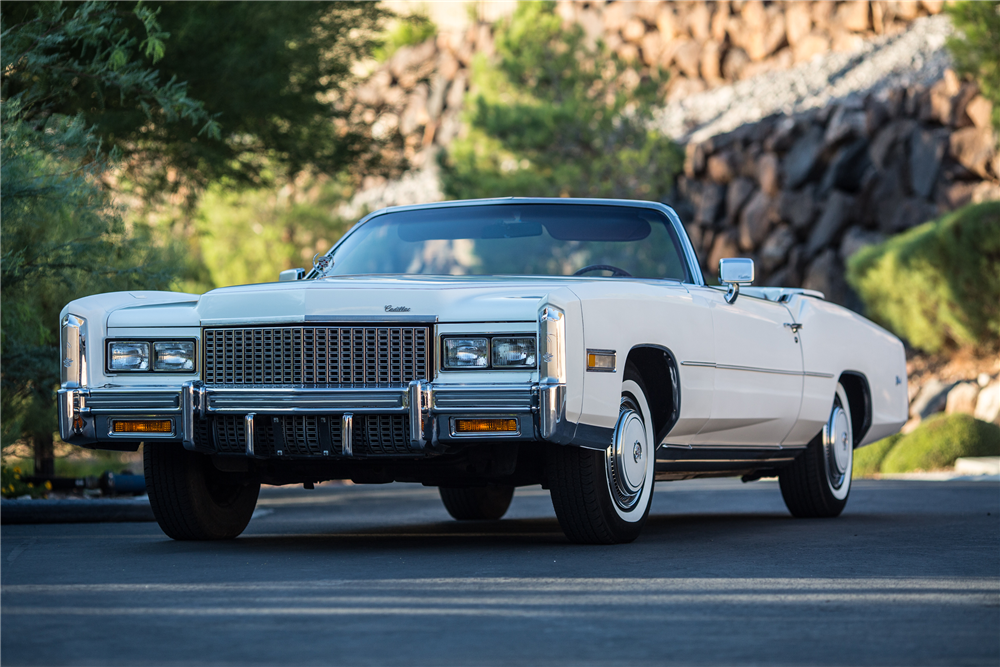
[384,305,410,312]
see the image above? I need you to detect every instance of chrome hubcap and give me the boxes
[823,405,851,490]
[607,396,647,511]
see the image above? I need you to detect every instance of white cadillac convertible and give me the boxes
[58,198,908,543]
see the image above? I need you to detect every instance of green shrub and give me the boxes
[374,12,436,62]
[880,413,1000,473]
[440,1,682,201]
[853,434,902,478]
[846,202,1000,354]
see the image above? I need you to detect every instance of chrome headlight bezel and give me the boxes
[441,335,537,371]
[106,339,197,373]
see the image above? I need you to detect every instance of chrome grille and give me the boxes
[203,325,429,386]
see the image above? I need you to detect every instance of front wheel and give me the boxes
[779,383,854,518]
[144,442,260,540]
[547,367,655,544]
[439,484,514,520]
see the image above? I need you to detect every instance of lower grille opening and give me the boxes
[201,415,415,457]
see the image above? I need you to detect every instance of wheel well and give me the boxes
[838,372,872,446]
[625,346,680,445]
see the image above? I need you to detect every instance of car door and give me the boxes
[689,287,803,447]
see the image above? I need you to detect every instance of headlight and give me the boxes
[107,339,197,372]
[154,342,195,371]
[443,338,489,369]
[442,335,537,370]
[492,337,536,368]
[109,342,149,371]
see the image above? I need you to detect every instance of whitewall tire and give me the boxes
[547,366,655,544]
[779,383,854,518]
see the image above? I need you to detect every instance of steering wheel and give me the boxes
[573,264,632,277]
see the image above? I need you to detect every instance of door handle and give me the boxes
[784,323,803,333]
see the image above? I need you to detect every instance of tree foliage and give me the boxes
[181,181,355,293]
[374,11,436,62]
[1,112,183,451]
[1,2,220,147]
[946,1,1000,131]
[1,2,197,453]
[439,1,682,201]
[2,1,390,198]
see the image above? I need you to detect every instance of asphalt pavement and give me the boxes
[2,478,998,666]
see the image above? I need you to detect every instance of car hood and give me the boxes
[106,275,590,327]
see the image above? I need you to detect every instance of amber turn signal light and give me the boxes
[112,420,172,434]
[587,349,616,372]
[454,418,518,433]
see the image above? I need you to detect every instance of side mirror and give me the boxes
[278,268,305,282]
[718,258,754,304]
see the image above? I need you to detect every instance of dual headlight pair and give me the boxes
[107,340,195,372]
[443,336,536,370]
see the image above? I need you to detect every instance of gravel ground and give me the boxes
[653,15,952,143]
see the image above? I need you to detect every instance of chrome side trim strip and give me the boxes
[680,360,833,378]
[656,457,798,464]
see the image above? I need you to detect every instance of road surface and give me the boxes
[2,478,998,666]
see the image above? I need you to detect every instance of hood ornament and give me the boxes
[312,253,332,275]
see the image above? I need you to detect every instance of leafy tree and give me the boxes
[946,1,1000,131]
[1,111,184,472]
[2,1,391,198]
[439,1,682,201]
[181,180,355,293]
[1,2,220,149]
[1,2,203,471]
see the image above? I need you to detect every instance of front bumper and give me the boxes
[57,380,570,455]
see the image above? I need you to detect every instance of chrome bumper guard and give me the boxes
[59,380,567,451]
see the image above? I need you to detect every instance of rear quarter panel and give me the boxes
[783,295,908,447]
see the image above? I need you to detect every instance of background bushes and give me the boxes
[853,413,1000,476]
[846,201,1000,354]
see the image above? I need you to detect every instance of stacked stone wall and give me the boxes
[348,1,946,190]
[674,72,998,305]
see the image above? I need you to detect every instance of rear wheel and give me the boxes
[547,366,655,544]
[143,442,259,540]
[779,383,854,518]
[439,484,514,520]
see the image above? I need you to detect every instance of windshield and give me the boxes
[320,204,691,281]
